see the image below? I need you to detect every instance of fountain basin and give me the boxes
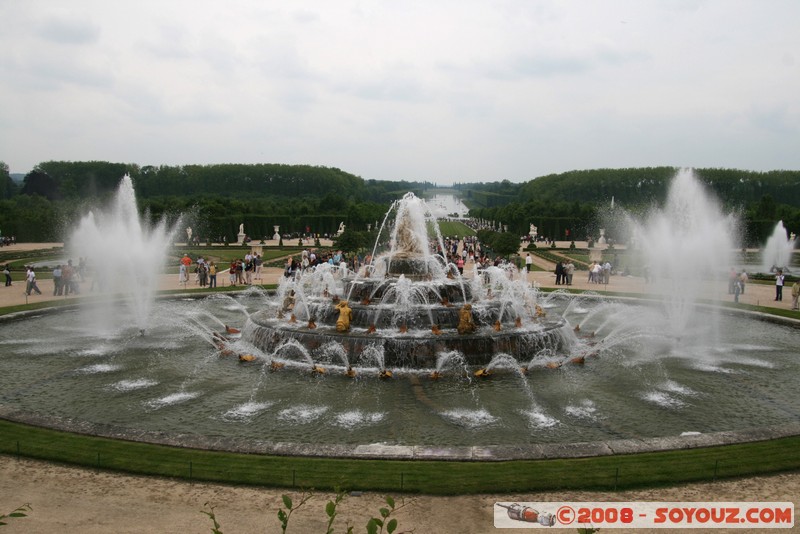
[1,293,798,459]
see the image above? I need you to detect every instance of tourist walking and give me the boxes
[25,266,42,295]
[775,270,785,301]
[739,271,748,294]
[525,253,532,272]
[555,261,564,285]
[3,265,11,286]
[792,280,800,311]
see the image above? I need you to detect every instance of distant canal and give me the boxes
[425,192,469,218]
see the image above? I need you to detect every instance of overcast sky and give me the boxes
[1,1,798,184]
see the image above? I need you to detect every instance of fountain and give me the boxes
[761,221,796,274]
[67,174,178,332]
[0,173,798,458]
[244,193,568,368]
[632,168,736,335]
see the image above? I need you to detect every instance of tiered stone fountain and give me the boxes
[244,193,568,369]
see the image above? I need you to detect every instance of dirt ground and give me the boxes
[1,456,798,533]
[2,243,798,532]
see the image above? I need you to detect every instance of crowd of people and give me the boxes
[178,253,249,288]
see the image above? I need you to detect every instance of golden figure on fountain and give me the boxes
[457,303,477,335]
[335,300,353,332]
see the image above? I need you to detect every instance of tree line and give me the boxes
[459,167,800,246]
[1,160,798,246]
[0,161,431,241]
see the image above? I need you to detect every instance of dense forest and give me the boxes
[1,160,798,246]
[457,167,800,246]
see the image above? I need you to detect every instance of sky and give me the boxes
[1,0,799,184]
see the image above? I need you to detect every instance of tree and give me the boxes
[335,230,366,254]
[0,162,17,200]
[492,232,522,257]
[21,169,60,200]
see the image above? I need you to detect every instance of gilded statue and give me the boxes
[457,304,477,335]
[335,300,353,332]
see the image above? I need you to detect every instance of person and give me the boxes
[3,264,11,286]
[733,276,741,303]
[254,254,263,280]
[179,254,191,285]
[235,259,245,285]
[555,260,564,285]
[728,267,738,294]
[62,260,76,295]
[602,261,612,284]
[229,260,237,286]
[775,270,785,301]
[792,280,800,311]
[208,261,217,288]
[739,271,748,294]
[244,258,253,285]
[197,261,208,287]
[25,266,42,295]
[564,260,574,285]
[525,253,532,272]
[52,264,63,296]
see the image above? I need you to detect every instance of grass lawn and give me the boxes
[434,220,476,237]
[1,418,799,494]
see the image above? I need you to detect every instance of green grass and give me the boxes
[434,220,476,237]
[1,419,799,494]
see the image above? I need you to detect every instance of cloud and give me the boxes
[37,15,101,45]
[1,0,799,181]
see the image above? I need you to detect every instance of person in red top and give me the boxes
[178,254,192,284]
[229,260,237,286]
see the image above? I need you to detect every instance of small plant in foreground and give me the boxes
[200,503,223,534]
[0,503,32,527]
[277,491,313,533]
[202,491,413,533]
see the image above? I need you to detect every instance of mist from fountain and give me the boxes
[633,168,736,338]
[67,174,179,332]
[761,220,796,273]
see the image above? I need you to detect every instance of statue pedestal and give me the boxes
[237,233,246,245]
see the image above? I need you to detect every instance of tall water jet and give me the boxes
[761,221,796,273]
[633,168,736,336]
[67,174,179,332]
